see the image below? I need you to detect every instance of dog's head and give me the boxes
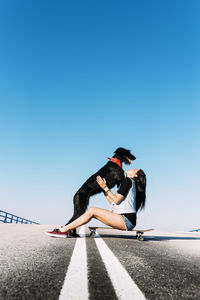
[114,147,136,164]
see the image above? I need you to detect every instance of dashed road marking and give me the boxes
[94,231,146,300]
[59,226,88,300]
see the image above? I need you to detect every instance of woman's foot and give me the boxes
[45,228,69,238]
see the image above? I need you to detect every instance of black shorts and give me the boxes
[121,213,136,230]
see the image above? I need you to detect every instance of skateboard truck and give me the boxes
[89,227,97,238]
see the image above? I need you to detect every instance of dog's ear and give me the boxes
[114,147,125,155]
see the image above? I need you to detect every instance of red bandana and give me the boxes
[107,157,122,169]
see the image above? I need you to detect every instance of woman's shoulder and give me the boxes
[125,177,136,189]
[121,177,133,188]
[117,177,132,196]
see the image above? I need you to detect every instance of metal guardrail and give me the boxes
[0,210,39,224]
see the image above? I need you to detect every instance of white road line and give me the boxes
[94,231,146,300]
[59,226,89,300]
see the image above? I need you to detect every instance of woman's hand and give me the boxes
[96,175,107,189]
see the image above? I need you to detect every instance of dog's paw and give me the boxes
[73,232,80,237]
[68,230,80,238]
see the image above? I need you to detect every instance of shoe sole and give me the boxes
[45,232,69,238]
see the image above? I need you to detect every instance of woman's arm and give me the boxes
[96,176,124,205]
[105,190,124,205]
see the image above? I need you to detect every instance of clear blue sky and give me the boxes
[0,0,199,230]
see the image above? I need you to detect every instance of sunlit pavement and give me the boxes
[0,224,200,300]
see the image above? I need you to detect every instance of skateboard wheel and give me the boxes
[138,235,144,241]
[90,230,96,238]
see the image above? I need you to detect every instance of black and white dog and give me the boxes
[66,147,136,236]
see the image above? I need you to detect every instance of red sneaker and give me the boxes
[46,228,69,238]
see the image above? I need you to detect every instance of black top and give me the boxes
[117,177,132,196]
[117,177,136,227]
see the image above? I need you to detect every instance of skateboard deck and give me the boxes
[88,226,154,241]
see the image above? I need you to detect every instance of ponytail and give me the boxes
[134,169,146,212]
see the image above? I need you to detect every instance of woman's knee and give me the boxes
[88,206,98,216]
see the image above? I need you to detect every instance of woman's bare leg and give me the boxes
[61,209,94,232]
[61,206,126,232]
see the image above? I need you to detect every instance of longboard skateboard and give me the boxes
[88,226,154,241]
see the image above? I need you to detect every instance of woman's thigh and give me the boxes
[89,207,126,230]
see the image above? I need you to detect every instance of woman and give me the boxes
[46,168,146,237]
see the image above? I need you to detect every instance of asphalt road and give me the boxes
[0,224,200,300]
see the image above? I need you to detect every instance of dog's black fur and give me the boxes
[66,147,136,236]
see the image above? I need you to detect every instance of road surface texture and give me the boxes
[0,224,200,300]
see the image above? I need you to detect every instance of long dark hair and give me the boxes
[134,169,146,212]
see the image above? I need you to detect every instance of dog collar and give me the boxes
[107,157,123,169]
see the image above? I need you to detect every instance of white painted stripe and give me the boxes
[59,226,89,300]
[95,231,146,300]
